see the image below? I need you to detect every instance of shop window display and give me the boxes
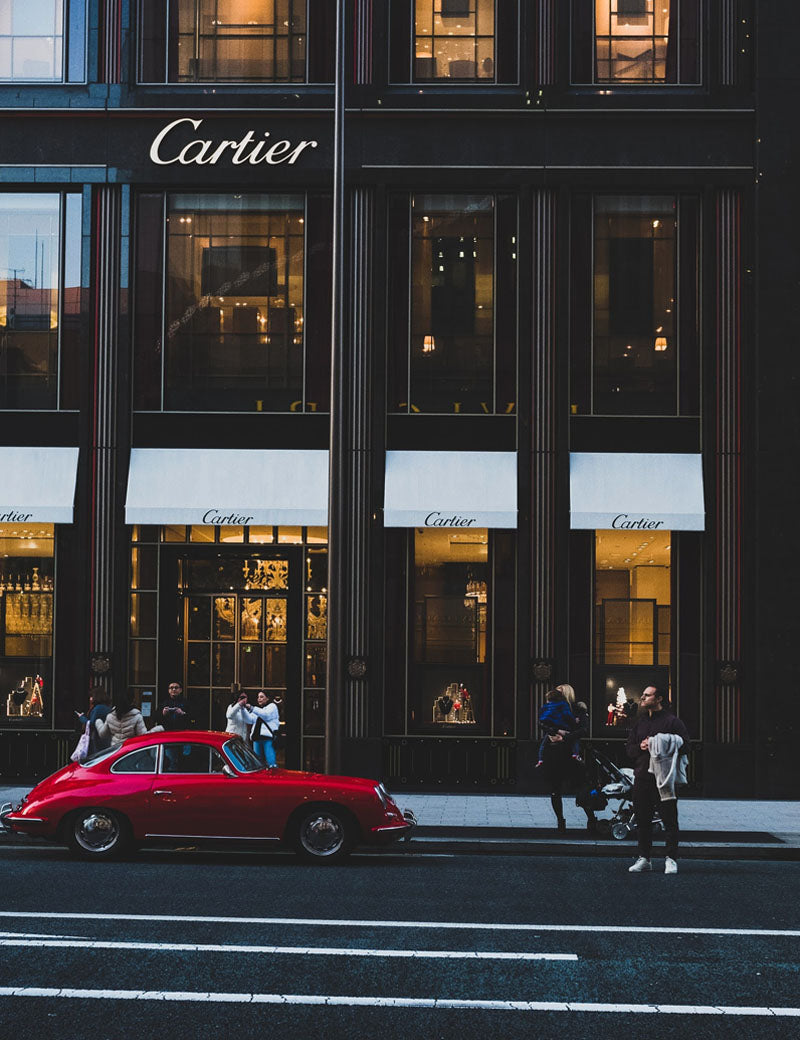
[593,528,671,734]
[0,523,54,726]
[414,0,496,81]
[139,0,336,83]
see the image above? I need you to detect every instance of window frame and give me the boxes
[136,0,335,86]
[389,0,520,86]
[0,0,87,85]
[571,0,703,87]
[0,190,83,412]
[110,745,160,774]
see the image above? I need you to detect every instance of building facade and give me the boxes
[0,0,793,797]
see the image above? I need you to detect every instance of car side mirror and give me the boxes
[222,765,237,778]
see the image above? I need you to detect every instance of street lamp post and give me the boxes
[324,0,347,775]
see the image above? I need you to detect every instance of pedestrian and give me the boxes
[243,691,280,768]
[225,689,251,740]
[76,687,112,753]
[157,680,193,731]
[95,695,148,747]
[625,684,689,875]
[535,688,581,767]
[537,684,597,833]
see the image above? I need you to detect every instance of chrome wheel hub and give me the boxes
[75,812,119,853]
[300,813,344,856]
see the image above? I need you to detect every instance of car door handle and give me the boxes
[153,789,173,796]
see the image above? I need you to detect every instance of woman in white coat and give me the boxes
[242,691,280,768]
[225,691,251,740]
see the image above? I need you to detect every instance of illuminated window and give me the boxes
[414,0,496,81]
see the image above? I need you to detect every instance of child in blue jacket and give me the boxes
[535,689,581,766]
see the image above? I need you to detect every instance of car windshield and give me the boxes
[78,746,119,769]
[223,738,265,774]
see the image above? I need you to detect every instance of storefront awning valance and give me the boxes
[0,446,79,524]
[569,452,705,531]
[125,449,329,526]
[384,450,517,529]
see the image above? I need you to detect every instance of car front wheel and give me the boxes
[67,809,130,859]
[292,806,354,862]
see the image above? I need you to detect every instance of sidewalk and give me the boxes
[3,780,799,859]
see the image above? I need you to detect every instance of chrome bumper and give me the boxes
[0,801,16,832]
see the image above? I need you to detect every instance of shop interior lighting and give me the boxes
[654,336,668,351]
[422,334,436,353]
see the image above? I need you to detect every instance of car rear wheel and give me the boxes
[67,809,131,859]
[292,806,354,863]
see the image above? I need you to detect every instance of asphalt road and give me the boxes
[0,843,798,1039]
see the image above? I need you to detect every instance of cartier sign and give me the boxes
[149,118,319,167]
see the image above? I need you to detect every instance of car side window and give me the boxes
[111,747,158,774]
[161,743,225,774]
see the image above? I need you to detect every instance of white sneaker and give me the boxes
[628,856,652,873]
[665,857,678,874]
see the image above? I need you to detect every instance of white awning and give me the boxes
[125,449,329,526]
[0,446,79,523]
[384,450,517,528]
[570,452,705,531]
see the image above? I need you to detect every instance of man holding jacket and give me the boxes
[625,685,689,875]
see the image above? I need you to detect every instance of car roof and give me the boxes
[119,730,229,750]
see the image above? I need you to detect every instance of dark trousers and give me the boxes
[633,774,679,859]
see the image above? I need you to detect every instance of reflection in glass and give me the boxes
[240,598,262,640]
[214,597,236,639]
[410,195,494,413]
[306,594,327,640]
[265,598,287,642]
[414,0,496,81]
[0,0,64,81]
[593,196,677,415]
[165,195,305,412]
[0,195,61,407]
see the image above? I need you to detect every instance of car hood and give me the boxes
[263,769,379,790]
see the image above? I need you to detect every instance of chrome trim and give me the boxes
[4,816,45,823]
[374,823,413,832]
[143,834,281,841]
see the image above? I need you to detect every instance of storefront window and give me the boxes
[165,194,303,412]
[0,523,54,726]
[572,0,701,85]
[128,524,327,770]
[593,196,676,415]
[594,528,671,733]
[0,193,81,410]
[135,193,331,413]
[139,0,335,83]
[388,193,516,414]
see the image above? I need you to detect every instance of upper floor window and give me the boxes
[133,192,332,413]
[572,0,701,85]
[0,193,82,410]
[570,194,700,417]
[387,193,517,415]
[139,0,335,84]
[0,0,86,83]
[389,0,518,83]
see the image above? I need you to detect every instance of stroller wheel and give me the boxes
[611,821,630,841]
[596,818,612,837]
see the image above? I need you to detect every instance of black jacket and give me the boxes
[625,708,689,780]
[157,697,193,731]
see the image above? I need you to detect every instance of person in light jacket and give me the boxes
[242,691,280,768]
[225,690,251,741]
[95,696,148,747]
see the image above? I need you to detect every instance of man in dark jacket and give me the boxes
[157,681,193,731]
[625,685,689,875]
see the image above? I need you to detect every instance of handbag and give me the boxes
[70,722,91,763]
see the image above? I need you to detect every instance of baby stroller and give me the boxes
[581,747,663,841]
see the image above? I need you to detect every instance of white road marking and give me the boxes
[0,912,798,939]
[0,937,576,961]
[0,987,798,1015]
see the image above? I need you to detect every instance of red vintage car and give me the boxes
[1,731,414,862]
